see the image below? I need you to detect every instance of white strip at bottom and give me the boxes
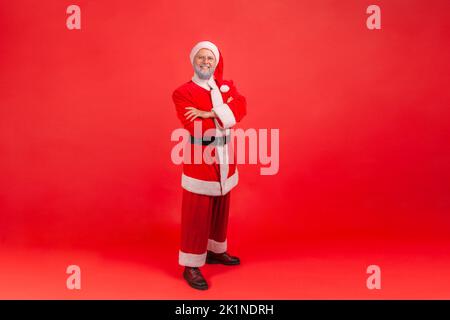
[207,239,227,254]
[178,250,207,267]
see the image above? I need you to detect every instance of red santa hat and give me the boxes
[189,40,224,83]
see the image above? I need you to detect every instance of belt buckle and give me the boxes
[204,136,215,146]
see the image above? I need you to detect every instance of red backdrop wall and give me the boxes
[1,0,449,256]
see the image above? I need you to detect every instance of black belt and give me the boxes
[190,135,230,146]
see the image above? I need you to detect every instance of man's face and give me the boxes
[193,48,216,80]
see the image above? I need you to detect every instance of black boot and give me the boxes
[206,251,240,265]
[183,267,208,290]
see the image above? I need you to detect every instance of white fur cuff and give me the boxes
[207,239,227,254]
[213,104,236,129]
[179,251,207,267]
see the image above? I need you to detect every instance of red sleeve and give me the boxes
[172,88,202,135]
[226,80,247,123]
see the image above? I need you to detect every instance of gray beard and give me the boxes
[194,64,215,80]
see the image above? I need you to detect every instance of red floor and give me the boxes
[1,237,449,299]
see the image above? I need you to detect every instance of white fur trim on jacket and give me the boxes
[213,103,237,129]
[179,250,207,267]
[181,170,239,196]
[209,81,236,129]
[207,239,227,253]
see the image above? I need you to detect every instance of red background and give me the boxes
[1,0,449,298]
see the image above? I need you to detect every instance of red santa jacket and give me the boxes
[172,78,247,196]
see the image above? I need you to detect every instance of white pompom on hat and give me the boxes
[189,41,220,65]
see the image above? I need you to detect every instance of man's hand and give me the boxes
[184,107,216,121]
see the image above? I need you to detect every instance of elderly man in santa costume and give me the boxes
[172,41,247,290]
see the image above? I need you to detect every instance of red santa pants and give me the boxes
[178,189,231,267]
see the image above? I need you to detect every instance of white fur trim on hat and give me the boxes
[190,41,220,65]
